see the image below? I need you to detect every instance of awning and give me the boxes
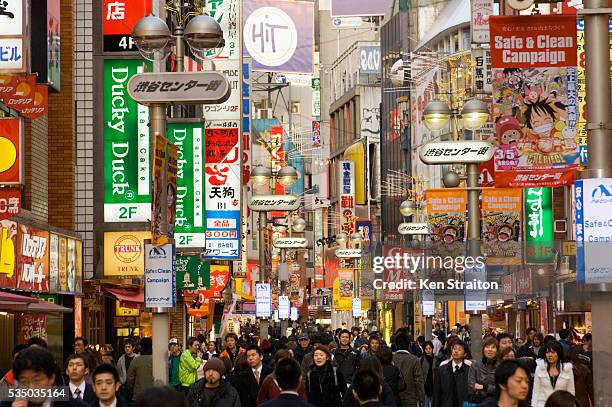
[0,291,38,305]
[0,298,73,313]
[104,288,144,309]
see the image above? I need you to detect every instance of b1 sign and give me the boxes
[144,243,176,308]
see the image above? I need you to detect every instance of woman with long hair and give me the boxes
[305,344,346,407]
[468,336,499,403]
[532,340,575,407]
[256,348,307,405]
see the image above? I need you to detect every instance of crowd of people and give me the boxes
[0,324,594,407]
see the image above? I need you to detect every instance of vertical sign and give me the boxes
[338,160,355,235]
[144,243,176,308]
[0,220,17,288]
[470,0,493,44]
[103,0,151,52]
[278,295,290,319]
[0,118,23,185]
[204,0,240,60]
[575,178,612,284]
[312,120,321,146]
[151,135,167,245]
[103,60,151,222]
[256,283,272,317]
[426,189,467,243]
[167,123,206,248]
[16,225,49,291]
[352,297,362,317]
[524,188,554,264]
[0,0,26,72]
[311,78,321,121]
[47,0,61,91]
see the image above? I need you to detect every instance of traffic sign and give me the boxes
[419,141,494,164]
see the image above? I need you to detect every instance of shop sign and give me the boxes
[335,248,361,258]
[331,16,363,28]
[338,160,355,235]
[422,301,435,316]
[21,313,47,342]
[278,295,290,319]
[311,78,320,120]
[16,225,49,291]
[290,306,298,321]
[398,222,428,235]
[204,126,241,259]
[312,120,321,146]
[103,59,151,222]
[482,188,522,265]
[167,122,206,248]
[0,0,26,73]
[151,135,167,245]
[359,46,380,74]
[144,243,176,308]
[0,118,23,185]
[419,141,494,164]
[524,188,554,264]
[355,220,372,242]
[255,283,272,317]
[0,219,17,287]
[470,0,493,44]
[58,236,67,291]
[575,178,612,284]
[103,0,151,52]
[204,0,240,60]
[46,0,61,91]
[202,60,240,120]
[352,297,362,317]
[242,59,252,184]
[103,231,150,276]
[74,296,82,337]
[20,85,49,119]
[274,237,308,249]
[274,73,312,87]
[199,264,229,299]
[48,234,58,291]
[248,195,300,211]
[175,255,210,290]
[0,187,20,220]
[471,48,492,94]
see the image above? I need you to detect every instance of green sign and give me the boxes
[175,256,210,290]
[39,294,59,304]
[167,122,206,248]
[103,59,152,222]
[524,187,554,263]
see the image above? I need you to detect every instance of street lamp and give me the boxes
[277,165,298,187]
[335,233,348,247]
[131,16,172,60]
[460,99,490,131]
[251,166,272,186]
[292,217,306,233]
[183,14,225,60]
[350,232,364,247]
[422,100,452,131]
[399,199,416,217]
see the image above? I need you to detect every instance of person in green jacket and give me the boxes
[179,336,203,392]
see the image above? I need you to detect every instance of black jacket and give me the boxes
[259,392,316,407]
[433,361,470,407]
[69,383,97,405]
[331,347,359,384]
[305,363,346,407]
[343,382,397,407]
[381,363,402,407]
[229,365,273,407]
[186,378,241,407]
[467,358,497,403]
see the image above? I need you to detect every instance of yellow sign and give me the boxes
[104,231,151,276]
[332,277,351,311]
[0,220,16,278]
[116,301,140,317]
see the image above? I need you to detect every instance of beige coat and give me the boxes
[531,359,575,407]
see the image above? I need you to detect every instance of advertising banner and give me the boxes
[104,231,150,276]
[332,273,351,311]
[103,59,151,222]
[66,238,76,293]
[16,224,49,291]
[256,283,272,317]
[337,269,353,299]
[21,313,47,342]
[0,118,22,185]
[58,236,67,291]
[48,233,59,291]
[167,143,178,240]
[338,160,355,235]
[167,122,206,248]
[0,220,17,288]
[524,188,554,264]
[46,0,61,91]
[489,15,579,187]
[103,0,151,52]
[75,239,83,293]
[471,0,493,44]
[175,256,210,290]
[312,121,321,146]
[144,243,176,308]
[202,59,241,120]
[0,0,26,72]
[0,187,20,220]
[482,188,522,265]
[204,0,240,60]
[575,178,612,284]
[199,264,229,298]
[152,135,167,245]
[426,189,466,243]
[204,127,241,258]
[243,0,314,74]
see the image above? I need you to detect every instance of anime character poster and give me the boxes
[489,15,579,188]
[425,189,466,258]
[482,188,522,266]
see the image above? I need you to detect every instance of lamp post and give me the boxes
[249,164,299,339]
[132,10,224,385]
[421,98,490,360]
[279,215,306,336]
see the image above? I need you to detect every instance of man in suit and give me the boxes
[2,346,88,407]
[433,340,470,407]
[229,345,272,407]
[91,363,131,407]
[260,358,315,407]
[66,354,96,404]
[351,369,390,407]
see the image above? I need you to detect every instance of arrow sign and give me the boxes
[419,140,494,164]
[127,72,232,105]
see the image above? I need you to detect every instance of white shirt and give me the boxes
[99,398,118,407]
[252,365,263,382]
[452,361,463,371]
[69,381,86,399]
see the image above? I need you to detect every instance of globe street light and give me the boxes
[292,217,306,233]
[277,165,298,187]
[184,14,225,60]
[131,15,172,61]
[399,199,416,217]
[422,100,452,131]
[350,232,364,247]
[461,98,490,131]
[251,166,272,186]
[336,232,348,247]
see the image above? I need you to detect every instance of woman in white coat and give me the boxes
[532,340,575,407]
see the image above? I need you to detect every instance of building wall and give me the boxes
[24,117,49,223]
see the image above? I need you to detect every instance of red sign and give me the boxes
[478,159,495,187]
[103,0,151,35]
[16,224,50,292]
[21,313,48,342]
[2,75,36,111]
[199,265,230,299]
[0,118,22,185]
[205,128,239,164]
[495,168,575,188]
[0,188,20,220]
[21,85,48,119]
[489,15,578,68]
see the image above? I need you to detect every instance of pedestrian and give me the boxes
[419,341,435,407]
[368,336,381,357]
[343,354,396,407]
[499,348,516,361]
[350,369,392,407]
[220,333,246,372]
[432,339,470,407]
[261,340,274,369]
[66,354,96,404]
[376,347,403,407]
[354,330,369,349]
[185,357,241,407]
[229,345,273,407]
[467,336,498,404]
[180,337,204,391]
[135,386,186,407]
[257,349,308,405]
[92,363,131,407]
[294,334,312,365]
[564,348,593,407]
[259,358,316,407]
[117,338,139,386]
[473,360,530,407]
[0,346,88,407]
[332,329,360,385]
[393,332,424,407]
[126,337,153,402]
[544,390,579,407]
[497,334,514,353]
[169,338,183,391]
[0,344,27,397]
[532,340,575,407]
[25,337,66,387]
[558,330,572,353]
[305,345,346,407]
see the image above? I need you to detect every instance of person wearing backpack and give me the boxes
[305,345,346,407]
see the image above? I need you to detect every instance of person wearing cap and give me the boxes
[186,357,241,407]
[295,334,312,365]
[168,337,182,390]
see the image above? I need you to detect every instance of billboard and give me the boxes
[482,188,522,265]
[0,118,23,185]
[103,0,151,52]
[0,220,17,288]
[524,188,554,264]
[0,0,26,72]
[331,0,394,17]
[16,224,49,291]
[202,59,241,120]
[103,59,151,222]
[243,0,314,74]
[426,189,466,243]
[104,231,150,276]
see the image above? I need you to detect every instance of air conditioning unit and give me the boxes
[255,108,273,119]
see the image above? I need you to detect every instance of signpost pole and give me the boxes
[259,210,269,339]
[466,163,483,361]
